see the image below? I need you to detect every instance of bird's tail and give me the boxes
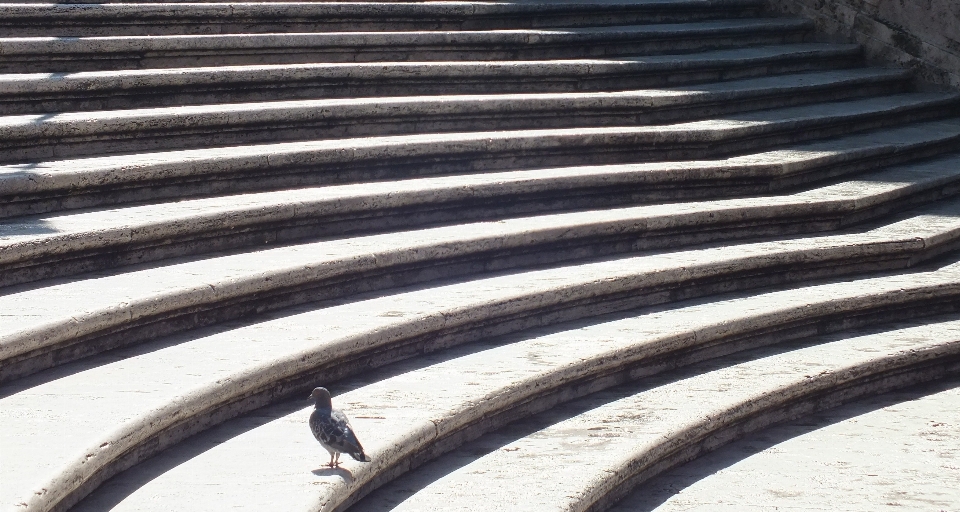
[349,448,370,462]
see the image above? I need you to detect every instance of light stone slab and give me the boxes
[6,200,960,512]
[0,0,764,37]
[3,146,960,280]
[0,19,809,56]
[0,43,859,99]
[1,91,955,196]
[72,281,960,512]
[5,177,960,369]
[0,0,761,20]
[357,318,960,512]
[611,377,960,511]
[0,68,906,142]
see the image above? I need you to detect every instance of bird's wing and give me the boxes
[327,409,365,455]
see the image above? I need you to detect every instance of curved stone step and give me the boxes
[0,44,863,115]
[5,200,960,512]
[353,316,960,512]
[3,143,960,288]
[7,165,960,381]
[2,116,959,221]
[59,261,960,512]
[0,19,812,72]
[3,92,956,209]
[0,69,909,163]
[0,0,763,37]
[1,2,953,512]
[611,376,960,511]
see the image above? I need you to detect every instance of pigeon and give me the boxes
[309,387,370,468]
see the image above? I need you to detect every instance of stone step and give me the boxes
[1,1,956,511]
[0,18,813,72]
[3,116,959,220]
[351,314,960,512]
[3,141,960,288]
[611,376,960,511]
[0,69,910,164]
[6,155,960,380]
[0,0,764,37]
[3,92,956,210]
[0,43,863,115]
[58,260,960,512]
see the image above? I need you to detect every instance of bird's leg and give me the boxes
[334,452,341,467]
[327,453,336,468]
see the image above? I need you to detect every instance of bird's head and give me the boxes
[310,387,333,409]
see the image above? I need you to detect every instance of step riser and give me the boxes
[583,353,960,512]
[349,327,960,512]
[4,218,954,383]
[17,130,941,222]
[0,48,861,115]
[2,0,958,510]
[30,281,960,512]
[2,31,808,73]
[6,146,960,289]
[1,7,763,37]
[0,77,906,164]
[4,98,955,213]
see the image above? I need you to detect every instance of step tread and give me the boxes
[0,18,811,54]
[0,69,908,139]
[0,43,860,96]
[55,266,960,512]
[5,197,960,510]
[4,160,960,362]
[2,145,960,274]
[3,92,955,190]
[0,1,953,511]
[354,315,960,511]
[610,377,960,511]
[0,0,763,16]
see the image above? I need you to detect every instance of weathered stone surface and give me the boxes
[2,1,958,511]
[0,19,812,72]
[6,198,960,512]
[1,92,956,209]
[0,44,863,115]
[6,177,960,382]
[767,0,960,89]
[3,143,960,288]
[356,316,960,512]
[613,376,960,511]
[0,0,764,36]
[0,69,910,162]
[71,300,957,511]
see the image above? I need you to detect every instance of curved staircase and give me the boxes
[1,1,959,511]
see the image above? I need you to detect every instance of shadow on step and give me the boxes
[354,318,960,511]
[614,374,960,511]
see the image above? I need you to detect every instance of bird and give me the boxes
[308,387,370,468]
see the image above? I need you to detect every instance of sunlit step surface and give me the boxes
[611,376,960,511]
[0,19,812,72]
[0,44,862,115]
[356,315,960,511]
[9,199,960,512]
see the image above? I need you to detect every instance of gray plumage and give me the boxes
[309,387,369,467]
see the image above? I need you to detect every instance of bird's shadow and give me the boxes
[311,466,355,482]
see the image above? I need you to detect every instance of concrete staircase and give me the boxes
[1,1,959,511]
